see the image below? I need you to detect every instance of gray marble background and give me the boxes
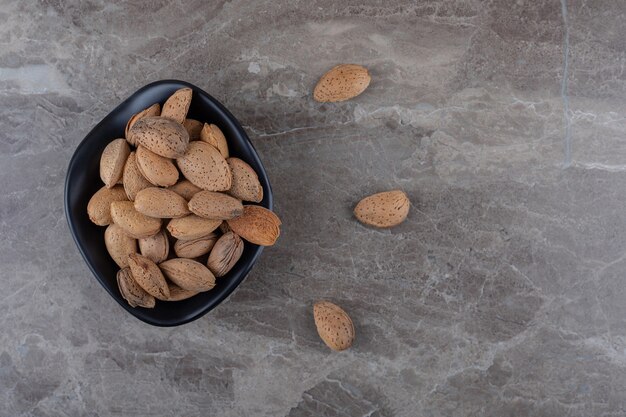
[1,0,626,416]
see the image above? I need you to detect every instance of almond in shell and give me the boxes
[313,64,371,103]
[167,214,221,240]
[177,141,231,191]
[313,301,355,351]
[122,151,152,201]
[87,185,128,226]
[136,145,179,187]
[354,190,409,228]
[166,283,198,301]
[129,116,189,158]
[117,267,155,308]
[110,201,162,239]
[104,223,137,268]
[207,232,244,277]
[138,229,169,264]
[200,123,229,158]
[100,139,131,188]
[183,118,203,140]
[188,191,243,220]
[227,158,263,203]
[159,258,216,292]
[134,187,190,219]
[125,103,161,142]
[128,253,170,300]
[227,205,281,246]
[168,180,202,201]
[173,233,218,258]
[161,88,192,124]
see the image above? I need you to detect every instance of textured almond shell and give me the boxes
[138,229,169,264]
[313,64,371,103]
[159,258,216,292]
[207,232,244,277]
[177,141,231,191]
[87,185,128,226]
[125,103,161,142]
[129,116,189,158]
[110,201,162,239]
[128,253,170,300]
[183,118,203,140]
[354,190,410,228]
[166,283,198,301]
[134,187,190,219]
[167,180,202,201]
[100,139,131,188]
[161,88,192,124]
[200,123,229,158]
[136,146,179,187]
[313,301,355,351]
[122,151,152,201]
[104,223,137,268]
[188,191,243,220]
[227,158,263,203]
[173,234,218,258]
[167,214,221,240]
[227,205,281,246]
[117,267,155,308]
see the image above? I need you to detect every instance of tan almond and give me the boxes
[129,116,189,158]
[122,151,152,200]
[183,118,203,140]
[207,232,244,277]
[173,234,218,258]
[87,185,128,226]
[200,123,229,158]
[161,88,192,124]
[227,205,281,246]
[165,283,198,301]
[313,301,355,351]
[138,229,169,264]
[227,158,263,203]
[177,141,231,191]
[110,201,162,239]
[117,267,155,308]
[128,253,170,300]
[104,223,137,268]
[136,145,179,187]
[159,258,216,292]
[125,103,161,143]
[167,214,221,240]
[168,180,202,201]
[134,187,190,219]
[188,191,243,220]
[354,190,410,228]
[100,139,131,188]
[313,64,371,103]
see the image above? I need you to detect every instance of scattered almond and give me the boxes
[354,190,409,228]
[128,253,170,300]
[313,64,371,102]
[174,234,218,259]
[183,118,203,140]
[136,145,179,187]
[125,103,161,143]
[177,141,231,191]
[100,139,131,188]
[138,229,169,264]
[134,187,190,219]
[87,185,128,226]
[122,151,152,200]
[207,232,244,277]
[129,116,189,158]
[161,88,192,124]
[110,200,162,239]
[167,214,221,240]
[313,301,355,351]
[159,258,216,292]
[200,123,229,158]
[167,179,203,201]
[104,223,137,268]
[227,205,281,246]
[117,267,155,308]
[188,191,243,220]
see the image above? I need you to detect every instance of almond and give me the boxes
[313,301,355,351]
[100,139,131,188]
[227,205,281,246]
[173,234,218,259]
[354,190,409,228]
[167,180,202,201]
[125,103,161,143]
[227,158,263,203]
[161,87,192,124]
[129,116,189,158]
[188,191,243,220]
[166,283,198,301]
[183,118,203,140]
[87,185,128,226]
[110,201,162,239]
[117,267,155,308]
[104,223,137,268]
[128,253,170,300]
[200,123,229,158]
[138,229,169,264]
[136,145,179,187]
[122,151,152,200]
[207,232,244,277]
[177,141,231,191]
[313,64,371,103]
[167,214,221,240]
[159,258,216,292]
[134,187,190,219]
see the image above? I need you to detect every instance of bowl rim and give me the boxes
[64,79,272,326]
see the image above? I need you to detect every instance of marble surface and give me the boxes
[1,0,626,415]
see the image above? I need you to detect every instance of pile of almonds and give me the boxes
[87,87,281,308]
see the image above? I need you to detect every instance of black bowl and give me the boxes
[65,80,272,327]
